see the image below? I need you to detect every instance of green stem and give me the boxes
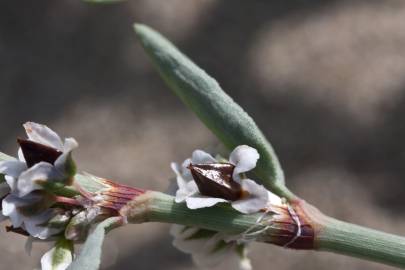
[317,217,405,268]
[146,192,265,234]
[3,151,405,267]
[130,193,405,268]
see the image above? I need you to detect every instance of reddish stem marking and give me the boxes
[55,196,81,206]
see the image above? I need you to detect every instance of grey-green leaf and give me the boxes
[134,24,293,199]
[0,152,14,162]
[41,238,74,270]
[67,217,122,270]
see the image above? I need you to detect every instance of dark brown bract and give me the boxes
[188,163,242,201]
[17,138,62,167]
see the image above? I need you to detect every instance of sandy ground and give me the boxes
[1,1,405,269]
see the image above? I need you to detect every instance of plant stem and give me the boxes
[3,151,405,267]
[146,192,264,234]
[317,217,405,268]
[131,193,405,268]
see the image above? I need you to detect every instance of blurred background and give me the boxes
[1,0,405,269]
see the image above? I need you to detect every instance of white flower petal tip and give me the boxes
[229,145,259,180]
[63,138,78,153]
[175,181,198,203]
[23,122,64,150]
[185,196,227,209]
[2,194,24,227]
[170,225,206,254]
[0,160,27,178]
[232,179,269,214]
[267,191,283,207]
[171,161,191,189]
[191,150,216,164]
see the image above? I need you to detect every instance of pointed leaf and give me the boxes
[67,217,122,270]
[0,152,14,162]
[134,24,293,198]
[41,238,74,270]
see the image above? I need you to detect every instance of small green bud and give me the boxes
[65,211,91,242]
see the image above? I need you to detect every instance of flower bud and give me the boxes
[46,210,72,229]
[64,210,92,242]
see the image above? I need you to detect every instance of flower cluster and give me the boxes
[0,122,141,270]
[170,145,283,269]
[0,122,79,269]
[170,225,252,270]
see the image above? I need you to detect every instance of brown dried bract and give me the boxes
[17,138,62,167]
[267,202,315,250]
[188,163,242,201]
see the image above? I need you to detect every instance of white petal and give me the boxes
[267,191,283,207]
[17,162,61,197]
[5,176,17,192]
[191,150,217,164]
[175,181,198,203]
[169,224,184,237]
[169,224,198,238]
[192,233,231,268]
[25,210,62,239]
[170,225,206,254]
[0,160,27,178]
[23,122,63,150]
[2,160,27,191]
[2,194,24,227]
[2,194,17,216]
[180,158,193,181]
[18,148,26,162]
[54,152,73,176]
[166,178,178,196]
[231,179,269,214]
[229,146,259,181]
[170,162,188,189]
[185,195,227,209]
[2,192,44,226]
[63,138,78,152]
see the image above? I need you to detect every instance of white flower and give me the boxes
[171,145,281,214]
[0,122,77,240]
[0,122,78,197]
[17,122,78,196]
[24,209,64,240]
[170,225,252,270]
